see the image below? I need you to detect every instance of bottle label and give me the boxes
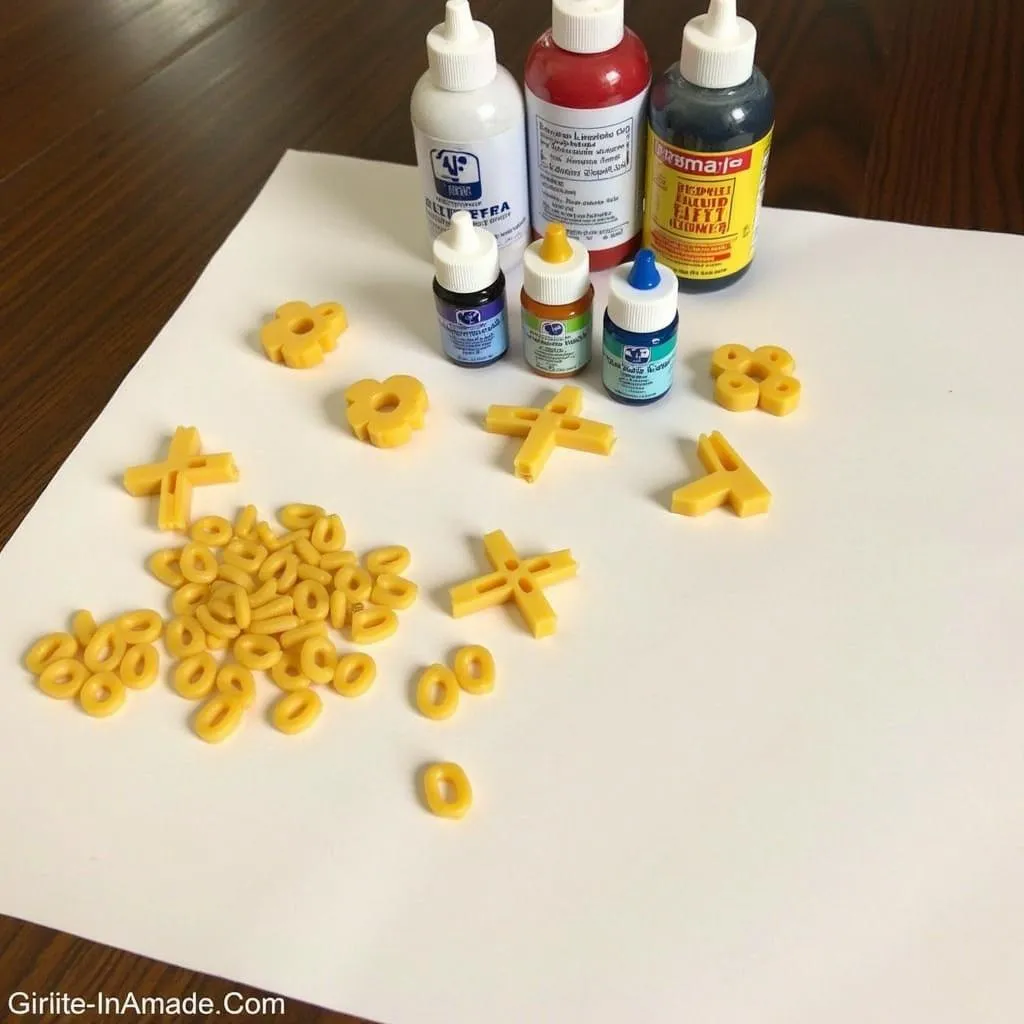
[522,309,593,376]
[643,129,773,281]
[414,125,530,257]
[435,295,509,366]
[525,87,650,251]
[602,319,677,403]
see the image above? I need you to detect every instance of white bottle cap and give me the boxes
[522,223,590,306]
[680,0,757,90]
[433,211,500,294]
[427,0,498,92]
[552,0,624,55]
[606,250,678,334]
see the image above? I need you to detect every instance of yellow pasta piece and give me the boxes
[453,645,495,695]
[299,636,337,684]
[190,515,233,547]
[269,649,311,691]
[37,658,89,700]
[293,536,321,566]
[119,644,159,690]
[415,664,459,720]
[331,653,376,698]
[116,609,163,645]
[215,663,256,708]
[292,580,329,622]
[223,537,268,574]
[256,521,285,552]
[206,632,230,651]
[248,578,278,609]
[227,584,251,630]
[79,672,126,717]
[422,762,472,819]
[319,550,357,573]
[233,633,282,671]
[25,632,78,675]
[248,614,300,636]
[296,563,332,587]
[180,542,218,585]
[173,652,217,699]
[234,504,258,539]
[196,603,240,641]
[148,547,185,588]
[171,582,209,616]
[271,689,322,734]
[350,605,398,645]
[278,503,324,531]
[216,562,255,592]
[193,694,245,743]
[448,529,577,639]
[71,610,97,647]
[280,620,327,649]
[370,573,418,611]
[258,550,299,592]
[165,615,206,659]
[122,428,238,531]
[364,545,410,577]
[333,566,372,603]
[83,624,127,673]
[310,514,345,553]
[328,590,347,630]
[251,595,294,621]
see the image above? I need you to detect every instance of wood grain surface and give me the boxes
[1,1,1022,1020]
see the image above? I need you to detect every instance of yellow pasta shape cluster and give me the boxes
[25,502,417,748]
[25,610,164,718]
[145,504,417,740]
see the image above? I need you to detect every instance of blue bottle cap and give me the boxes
[627,249,662,291]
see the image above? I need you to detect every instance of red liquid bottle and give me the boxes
[525,0,652,272]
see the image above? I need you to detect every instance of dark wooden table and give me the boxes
[1,1,1021,1020]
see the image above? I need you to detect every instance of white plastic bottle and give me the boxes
[412,0,531,271]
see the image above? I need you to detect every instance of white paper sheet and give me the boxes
[1,151,1023,1024]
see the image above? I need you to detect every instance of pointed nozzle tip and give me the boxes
[705,0,738,37]
[448,210,477,250]
[444,0,476,39]
[539,223,573,264]
[627,249,661,291]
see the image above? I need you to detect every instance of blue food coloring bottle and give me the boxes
[433,211,509,367]
[602,249,679,405]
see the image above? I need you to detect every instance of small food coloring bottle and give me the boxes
[643,0,774,291]
[525,0,652,271]
[602,249,679,405]
[521,223,594,378]
[412,0,530,271]
[433,211,509,368]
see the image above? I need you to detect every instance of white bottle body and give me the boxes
[412,66,530,271]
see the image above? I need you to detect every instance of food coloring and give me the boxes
[433,211,509,368]
[412,0,530,271]
[643,0,774,291]
[521,223,594,378]
[602,249,678,405]
[525,0,651,271]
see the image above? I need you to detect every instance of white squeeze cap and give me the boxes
[606,250,678,334]
[552,0,625,55]
[523,224,590,306]
[680,0,757,90]
[433,211,500,294]
[427,0,498,92]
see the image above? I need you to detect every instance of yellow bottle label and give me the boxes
[642,128,773,282]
